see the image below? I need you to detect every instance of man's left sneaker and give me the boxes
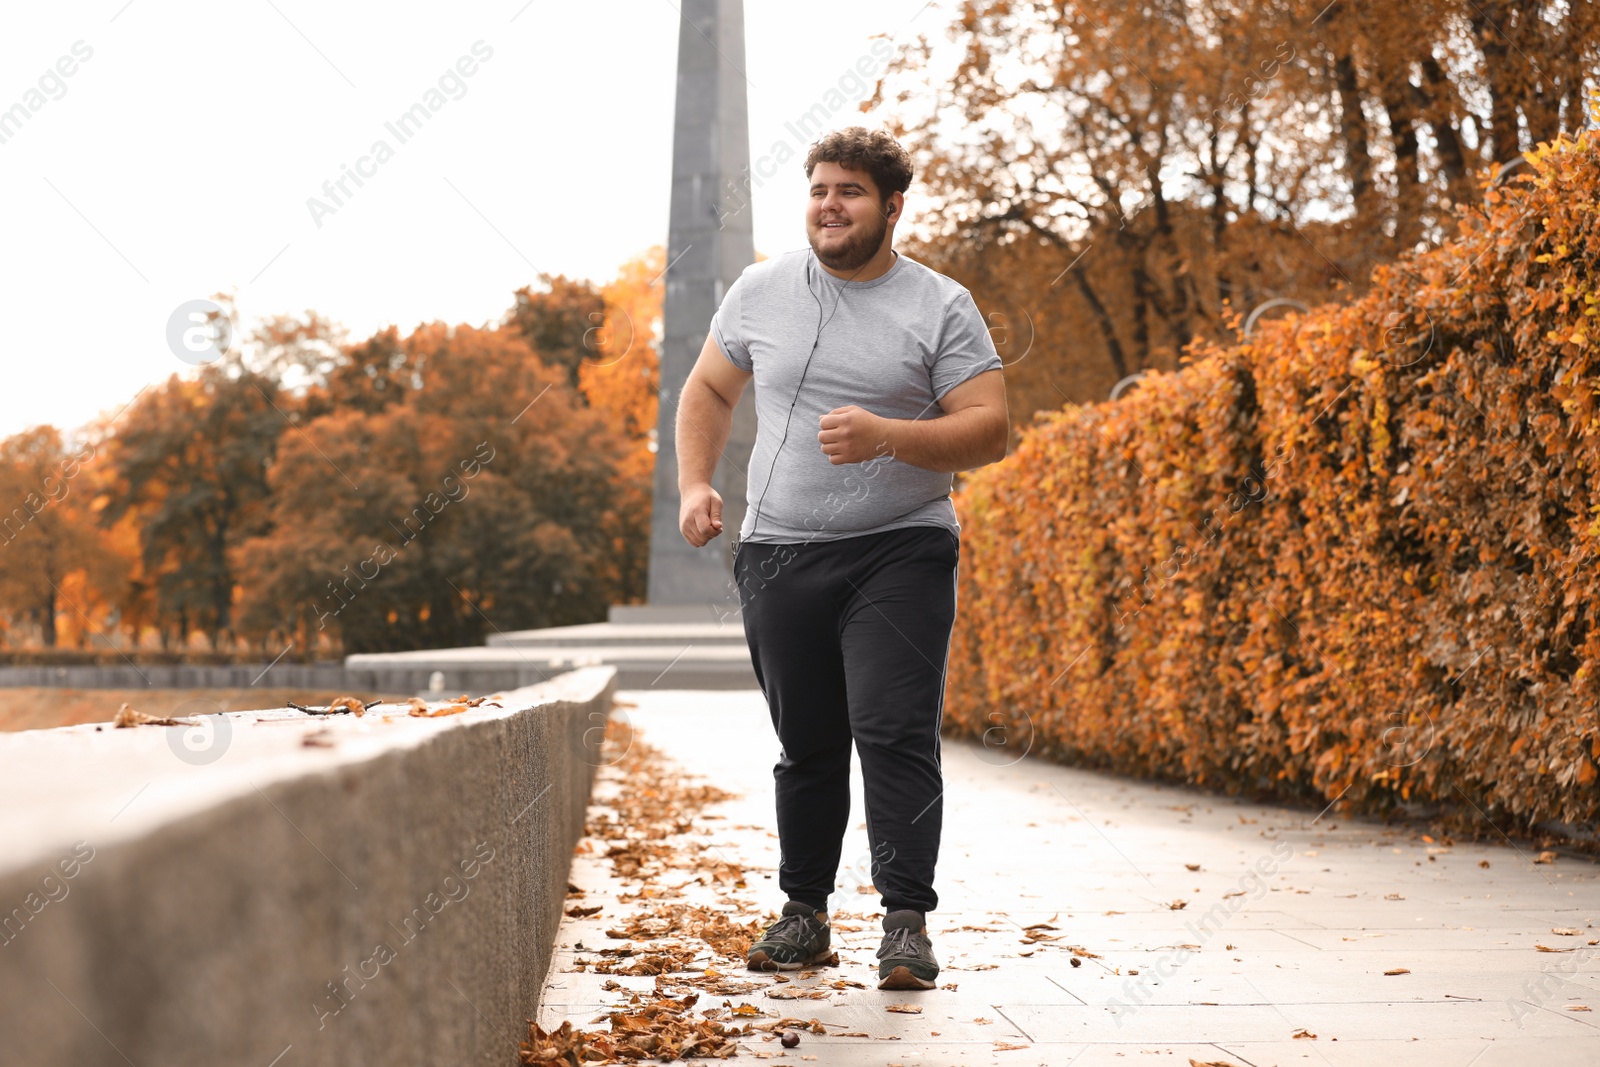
[876,909,939,990]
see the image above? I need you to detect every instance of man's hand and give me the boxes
[818,406,892,465]
[680,482,724,546]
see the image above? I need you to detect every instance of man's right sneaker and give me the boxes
[747,900,832,971]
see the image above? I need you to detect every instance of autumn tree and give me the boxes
[99,364,284,650]
[234,322,637,654]
[506,274,608,392]
[869,0,1600,420]
[0,427,124,647]
[574,246,663,605]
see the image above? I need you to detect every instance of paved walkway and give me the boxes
[539,689,1600,1066]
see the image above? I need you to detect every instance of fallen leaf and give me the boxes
[327,696,367,717]
[565,905,604,918]
[1552,927,1582,936]
[1292,1027,1317,1039]
[1383,968,1410,975]
[1185,863,1201,871]
[408,696,467,718]
[885,1004,922,1014]
[994,1040,1030,1050]
[766,988,831,1000]
[112,703,189,728]
[1536,851,1559,864]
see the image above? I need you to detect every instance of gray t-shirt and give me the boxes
[712,247,1002,545]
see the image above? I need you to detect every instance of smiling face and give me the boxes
[806,161,899,272]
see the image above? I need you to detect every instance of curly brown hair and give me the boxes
[803,127,913,202]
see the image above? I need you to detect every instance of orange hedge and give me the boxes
[947,132,1600,837]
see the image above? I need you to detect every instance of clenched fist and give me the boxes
[818,406,891,465]
[679,482,724,547]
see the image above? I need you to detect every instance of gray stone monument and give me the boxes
[642,0,757,613]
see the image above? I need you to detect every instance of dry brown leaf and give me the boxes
[112,703,188,728]
[408,696,467,718]
[565,905,604,918]
[1383,968,1410,975]
[1536,943,1574,953]
[994,1040,1030,1050]
[885,1003,922,1014]
[766,988,831,1001]
[1292,1027,1317,1039]
[327,696,366,717]
[1536,851,1559,864]
[1552,927,1582,936]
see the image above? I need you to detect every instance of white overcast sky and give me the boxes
[0,0,941,440]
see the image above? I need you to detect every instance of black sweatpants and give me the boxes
[734,524,960,917]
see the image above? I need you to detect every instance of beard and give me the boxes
[808,209,890,272]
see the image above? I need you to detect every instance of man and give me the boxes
[674,126,1009,991]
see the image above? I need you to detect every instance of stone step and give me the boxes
[346,642,757,691]
[487,621,748,649]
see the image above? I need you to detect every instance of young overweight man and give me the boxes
[674,127,1009,991]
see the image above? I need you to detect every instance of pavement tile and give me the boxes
[532,690,1600,1064]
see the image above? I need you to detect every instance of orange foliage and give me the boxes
[947,132,1600,831]
[579,246,663,607]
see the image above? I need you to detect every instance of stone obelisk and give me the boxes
[644,0,757,610]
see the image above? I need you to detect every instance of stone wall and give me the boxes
[0,666,615,1066]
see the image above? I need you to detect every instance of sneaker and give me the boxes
[747,900,831,971]
[876,909,939,990]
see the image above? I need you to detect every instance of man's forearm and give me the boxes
[676,379,734,490]
[880,408,1006,473]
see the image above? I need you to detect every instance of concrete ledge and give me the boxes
[0,663,365,690]
[0,666,615,1067]
[607,603,740,624]
[346,644,758,691]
